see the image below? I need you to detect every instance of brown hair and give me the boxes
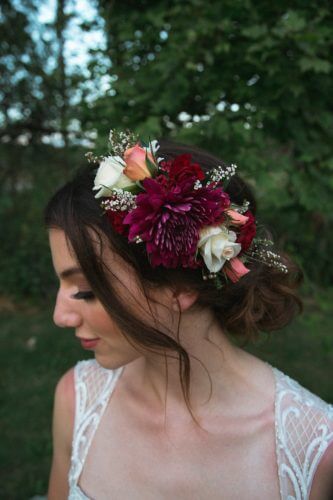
[44,140,303,422]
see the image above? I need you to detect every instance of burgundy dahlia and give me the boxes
[106,210,129,236]
[162,154,205,185]
[123,173,230,268]
[236,210,256,252]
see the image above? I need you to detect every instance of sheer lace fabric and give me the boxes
[68,359,333,500]
[68,360,124,500]
[272,368,333,499]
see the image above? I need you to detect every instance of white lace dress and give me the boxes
[67,359,333,499]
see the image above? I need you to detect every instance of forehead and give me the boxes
[49,228,78,273]
[48,227,130,281]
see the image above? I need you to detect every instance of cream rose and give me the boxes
[93,156,135,198]
[198,225,241,273]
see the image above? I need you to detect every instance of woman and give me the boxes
[45,132,333,499]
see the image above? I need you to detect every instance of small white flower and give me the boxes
[193,180,202,190]
[144,140,162,163]
[146,139,160,155]
[198,225,241,273]
[93,156,134,198]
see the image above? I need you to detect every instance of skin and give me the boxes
[47,228,332,499]
[48,229,275,419]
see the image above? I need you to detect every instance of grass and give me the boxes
[0,301,90,499]
[1,288,332,499]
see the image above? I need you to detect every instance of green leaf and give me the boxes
[242,25,268,39]
[299,57,331,74]
[122,184,141,195]
[145,154,158,177]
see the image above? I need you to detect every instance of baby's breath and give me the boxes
[193,180,203,190]
[100,189,137,212]
[85,152,105,164]
[230,199,250,214]
[108,129,138,156]
[246,242,288,273]
[207,163,237,185]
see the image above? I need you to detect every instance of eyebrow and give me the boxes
[58,267,84,279]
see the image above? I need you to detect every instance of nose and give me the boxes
[53,290,82,328]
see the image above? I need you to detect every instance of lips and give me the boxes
[78,337,100,349]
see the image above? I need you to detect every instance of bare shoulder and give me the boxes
[53,366,76,438]
[47,367,76,500]
[310,440,333,500]
[55,367,75,420]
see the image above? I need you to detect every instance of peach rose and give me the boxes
[123,144,155,181]
[225,257,250,282]
[225,209,249,226]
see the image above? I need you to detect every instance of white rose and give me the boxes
[93,156,135,198]
[198,226,241,273]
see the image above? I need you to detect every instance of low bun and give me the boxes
[207,255,303,340]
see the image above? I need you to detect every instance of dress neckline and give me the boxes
[75,362,282,499]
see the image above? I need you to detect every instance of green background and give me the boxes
[0,0,332,497]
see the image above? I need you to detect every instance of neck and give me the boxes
[129,308,269,424]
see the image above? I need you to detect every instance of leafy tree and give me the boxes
[1,1,55,143]
[87,0,333,283]
[0,0,82,299]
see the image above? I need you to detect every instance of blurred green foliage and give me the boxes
[0,303,90,498]
[0,143,85,300]
[0,0,332,300]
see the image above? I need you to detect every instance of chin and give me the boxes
[94,352,136,371]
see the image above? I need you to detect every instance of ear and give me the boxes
[170,289,199,313]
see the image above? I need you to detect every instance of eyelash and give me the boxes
[72,291,95,301]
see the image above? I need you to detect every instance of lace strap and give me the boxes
[68,359,124,487]
[273,368,333,500]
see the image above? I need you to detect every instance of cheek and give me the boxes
[89,304,121,337]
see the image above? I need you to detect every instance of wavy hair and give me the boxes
[44,140,303,426]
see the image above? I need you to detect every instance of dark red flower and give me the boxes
[161,154,205,185]
[123,174,230,268]
[106,210,129,236]
[237,211,256,252]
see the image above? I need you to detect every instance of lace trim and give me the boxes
[273,368,333,500]
[68,360,124,490]
[68,483,90,500]
[68,360,333,500]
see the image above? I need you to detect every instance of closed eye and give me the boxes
[71,291,95,301]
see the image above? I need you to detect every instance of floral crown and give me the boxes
[86,130,287,288]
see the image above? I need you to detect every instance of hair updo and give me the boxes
[44,139,303,416]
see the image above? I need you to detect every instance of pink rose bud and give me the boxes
[123,144,155,181]
[226,209,249,226]
[225,257,250,283]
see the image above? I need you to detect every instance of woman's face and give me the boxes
[49,228,160,369]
